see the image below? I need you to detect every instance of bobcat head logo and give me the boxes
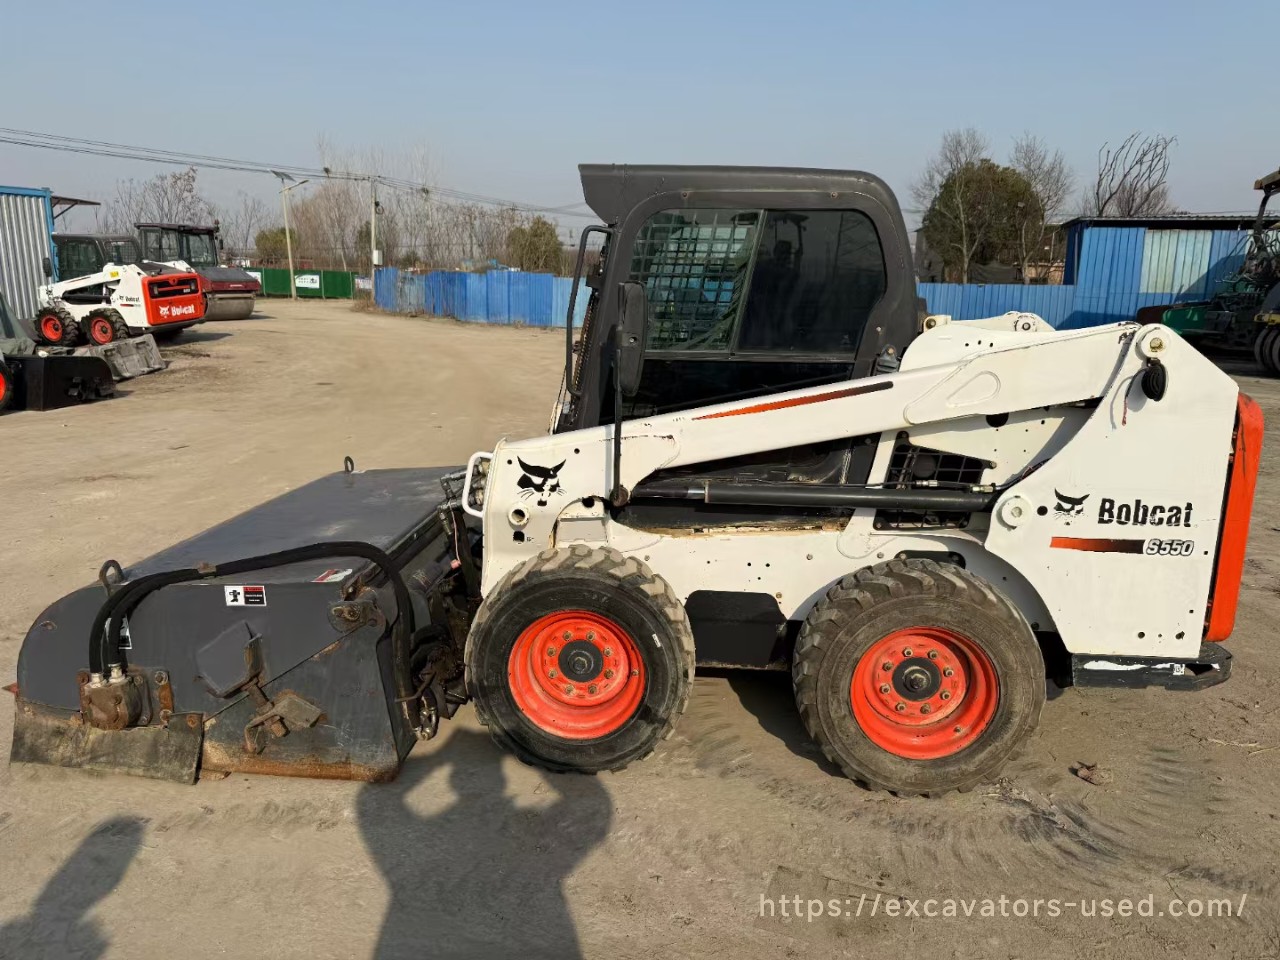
[517,458,566,507]
[1054,489,1089,517]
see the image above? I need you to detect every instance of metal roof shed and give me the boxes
[0,185,56,321]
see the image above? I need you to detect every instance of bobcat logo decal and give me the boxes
[517,458,566,507]
[1054,489,1089,517]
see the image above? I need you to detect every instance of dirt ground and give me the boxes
[1,300,1278,959]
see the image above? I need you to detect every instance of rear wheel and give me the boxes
[1251,327,1272,373]
[0,359,14,412]
[466,545,694,772]
[1265,326,1280,377]
[85,309,131,345]
[36,306,80,346]
[793,559,1044,796]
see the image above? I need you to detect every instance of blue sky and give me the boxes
[1,0,1276,228]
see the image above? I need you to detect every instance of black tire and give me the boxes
[793,558,1044,796]
[84,308,131,345]
[1251,327,1272,373]
[466,544,694,773]
[0,359,14,412]
[35,305,80,347]
[1266,325,1280,378]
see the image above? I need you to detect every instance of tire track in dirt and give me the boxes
[654,676,1277,906]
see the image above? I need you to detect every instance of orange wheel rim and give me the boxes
[851,627,999,760]
[508,611,645,739]
[41,316,62,340]
[90,318,113,343]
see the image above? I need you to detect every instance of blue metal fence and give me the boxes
[375,268,588,328]
[922,224,1256,329]
[918,283,1078,327]
[377,224,1258,332]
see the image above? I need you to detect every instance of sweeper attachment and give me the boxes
[9,165,1264,795]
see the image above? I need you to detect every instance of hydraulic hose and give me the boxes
[87,541,418,718]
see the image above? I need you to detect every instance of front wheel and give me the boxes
[466,545,694,772]
[793,559,1044,796]
[36,306,80,346]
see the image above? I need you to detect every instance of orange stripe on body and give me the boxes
[693,380,892,420]
[1050,537,1145,554]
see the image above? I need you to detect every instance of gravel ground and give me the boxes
[0,301,1277,959]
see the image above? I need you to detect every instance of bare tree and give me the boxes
[215,192,274,260]
[912,128,993,283]
[1084,133,1176,217]
[1010,133,1074,283]
[95,168,215,233]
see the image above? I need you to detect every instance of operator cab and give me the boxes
[52,234,143,281]
[137,224,222,269]
[557,164,923,495]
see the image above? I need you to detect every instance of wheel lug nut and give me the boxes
[604,669,615,679]
[586,631,595,641]
[564,685,574,695]
[882,661,893,671]
[943,667,954,677]
[895,702,906,712]
[547,647,556,657]
[940,690,951,700]
[928,650,938,660]
[879,683,890,694]
[588,684,599,695]
[954,725,963,734]
[920,704,932,715]
[603,647,612,657]
[548,669,558,679]
[562,631,571,640]
[902,648,913,657]
[630,669,640,677]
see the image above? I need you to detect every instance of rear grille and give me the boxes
[147,276,200,298]
[875,435,989,530]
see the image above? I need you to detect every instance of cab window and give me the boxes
[627,208,886,356]
[56,239,104,279]
[629,209,758,351]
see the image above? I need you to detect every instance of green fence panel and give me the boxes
[293,271,324,298]
[252,268,292,297]
[321,270,354,298]
[250,267,357,299]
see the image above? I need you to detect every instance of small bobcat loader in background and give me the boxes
[34,260,205,347]
[8,165,1263,796]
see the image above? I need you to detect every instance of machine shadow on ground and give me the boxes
[165,329,233,345]
[357,728,612,960]
[718,670,844,775]
[0,815,145,960]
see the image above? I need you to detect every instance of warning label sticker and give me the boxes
[312,568,353,584]
[224,585,267,606]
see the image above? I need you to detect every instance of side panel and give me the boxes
[983,327,1239,657]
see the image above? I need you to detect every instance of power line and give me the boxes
[0,127,597,219]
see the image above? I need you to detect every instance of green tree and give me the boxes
[254,226,296,263]
[505,216,566,273]
[920,159,1038,282]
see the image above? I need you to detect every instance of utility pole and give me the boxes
[273,172,308,300]
[370,177,380,278]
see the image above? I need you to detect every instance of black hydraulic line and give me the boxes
[631,479,996,512]
[87,541,418,719]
